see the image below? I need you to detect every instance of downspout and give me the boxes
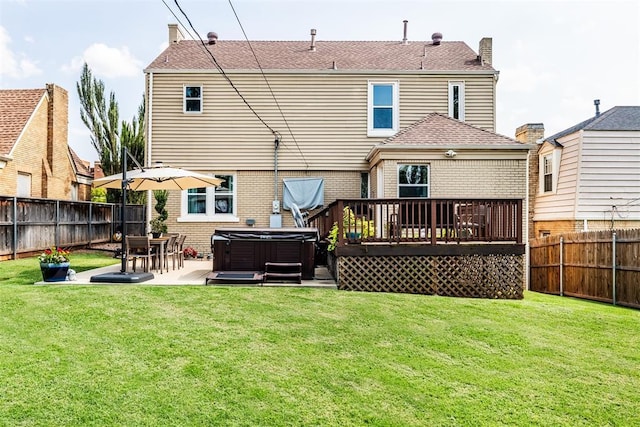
[274,133,281,205]
[146,72,154,232]
[525,152,530,291]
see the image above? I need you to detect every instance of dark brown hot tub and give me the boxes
[211,227,318,280]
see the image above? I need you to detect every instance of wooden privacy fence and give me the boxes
[529,228,640,309]
[0,196,146,260]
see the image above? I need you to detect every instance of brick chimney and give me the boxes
[44,84,70,199]
[515,123,544,144]
[478,37,492,65]
[168,24,184,44]
[515,123,545,241]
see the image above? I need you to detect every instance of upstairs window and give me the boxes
[368,81,399,137]
[184,85,202,113]
[543,155,553,193]
[448,81,465,121]
[398,164,430,197]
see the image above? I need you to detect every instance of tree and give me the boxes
[77,63,146,204]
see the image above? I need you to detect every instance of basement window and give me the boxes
[184,85,202,113]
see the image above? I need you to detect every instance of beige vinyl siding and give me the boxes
[148,71,495,171]
[576,131,640,219]
[534,134,581,221]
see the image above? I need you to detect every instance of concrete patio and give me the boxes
[36,258,337,288]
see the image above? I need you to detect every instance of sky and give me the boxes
[1,0,639,163]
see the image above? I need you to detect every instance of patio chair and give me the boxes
[455,203,487,238]
[175,234,187,268]
[161,234,178,272]
[126,235,154,273]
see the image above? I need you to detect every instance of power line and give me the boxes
[227,0,309,169]
[171,0,278,136]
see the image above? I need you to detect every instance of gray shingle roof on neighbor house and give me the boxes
[145,40,495,72]
[545,106,640,143]
[381,113,526,147]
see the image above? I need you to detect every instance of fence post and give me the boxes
[88,202,93,246]
[559,236,564,296]
[612,231,617,306]
[12,197,17,260]
[55,200,60,248]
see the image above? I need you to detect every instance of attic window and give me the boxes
[367,81,399,137]
[184,85,202,113]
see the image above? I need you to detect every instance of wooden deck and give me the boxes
[309,198,525,299]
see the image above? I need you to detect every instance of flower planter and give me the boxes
[40,262,70,282]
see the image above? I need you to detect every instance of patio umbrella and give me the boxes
[90,148,222,283]
[93,163,223,191]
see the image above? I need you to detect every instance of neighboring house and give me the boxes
[145,23,532,254]
[68,147,94,201]
[518,106,640,237]
[0,84,91,201]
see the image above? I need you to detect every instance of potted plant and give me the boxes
[327,207,376,251]
[149,217,167,238]
[183,246,198,259]
[38,246,71,282]
[150,190,168,237]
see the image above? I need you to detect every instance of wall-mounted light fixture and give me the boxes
[444,149,457,158]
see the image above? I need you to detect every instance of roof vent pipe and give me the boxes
[594,99,601,117]
[431,32,442,45]
[310,29,317,51]
[402,20,408,45]
[207,32,218,45]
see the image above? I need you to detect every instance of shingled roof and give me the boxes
[0,89,46,156]
[68,147,93,178]
[381,113,525,147]
[145,40,495,72]
[545,106,640,143]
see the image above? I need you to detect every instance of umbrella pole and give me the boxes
[120,145,128,273]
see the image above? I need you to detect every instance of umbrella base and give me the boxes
[90,271,154,283]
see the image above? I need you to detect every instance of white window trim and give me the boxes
[178,173,239,222]
[397,164,430,198]
[539,149,561,194]
[183,84,203,114]
[367,80,399,137]
[448,81,465,121]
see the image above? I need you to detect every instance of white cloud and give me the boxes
[61,43,143,78]
[499,64,555,94]
[0,26,42,79]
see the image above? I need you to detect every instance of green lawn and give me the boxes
[1,254,639,426]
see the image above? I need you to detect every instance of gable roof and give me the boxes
[146,40,495,72]
[68,147,93,178]
[384,113,525,147]
[0,89,47,156]
[366,113,530,160]
[545,106,640,143]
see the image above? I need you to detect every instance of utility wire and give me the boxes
[172,0,277,136]
[227,0,309,168]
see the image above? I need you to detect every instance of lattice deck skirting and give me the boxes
[337,254,524,299]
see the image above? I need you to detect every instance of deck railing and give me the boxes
[307,198,523,246]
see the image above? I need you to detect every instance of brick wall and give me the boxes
[515,123,544,240]
[163,169,362,255]
[45,84,73,200]
[0,97,49,197]
[534,219,640,238]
